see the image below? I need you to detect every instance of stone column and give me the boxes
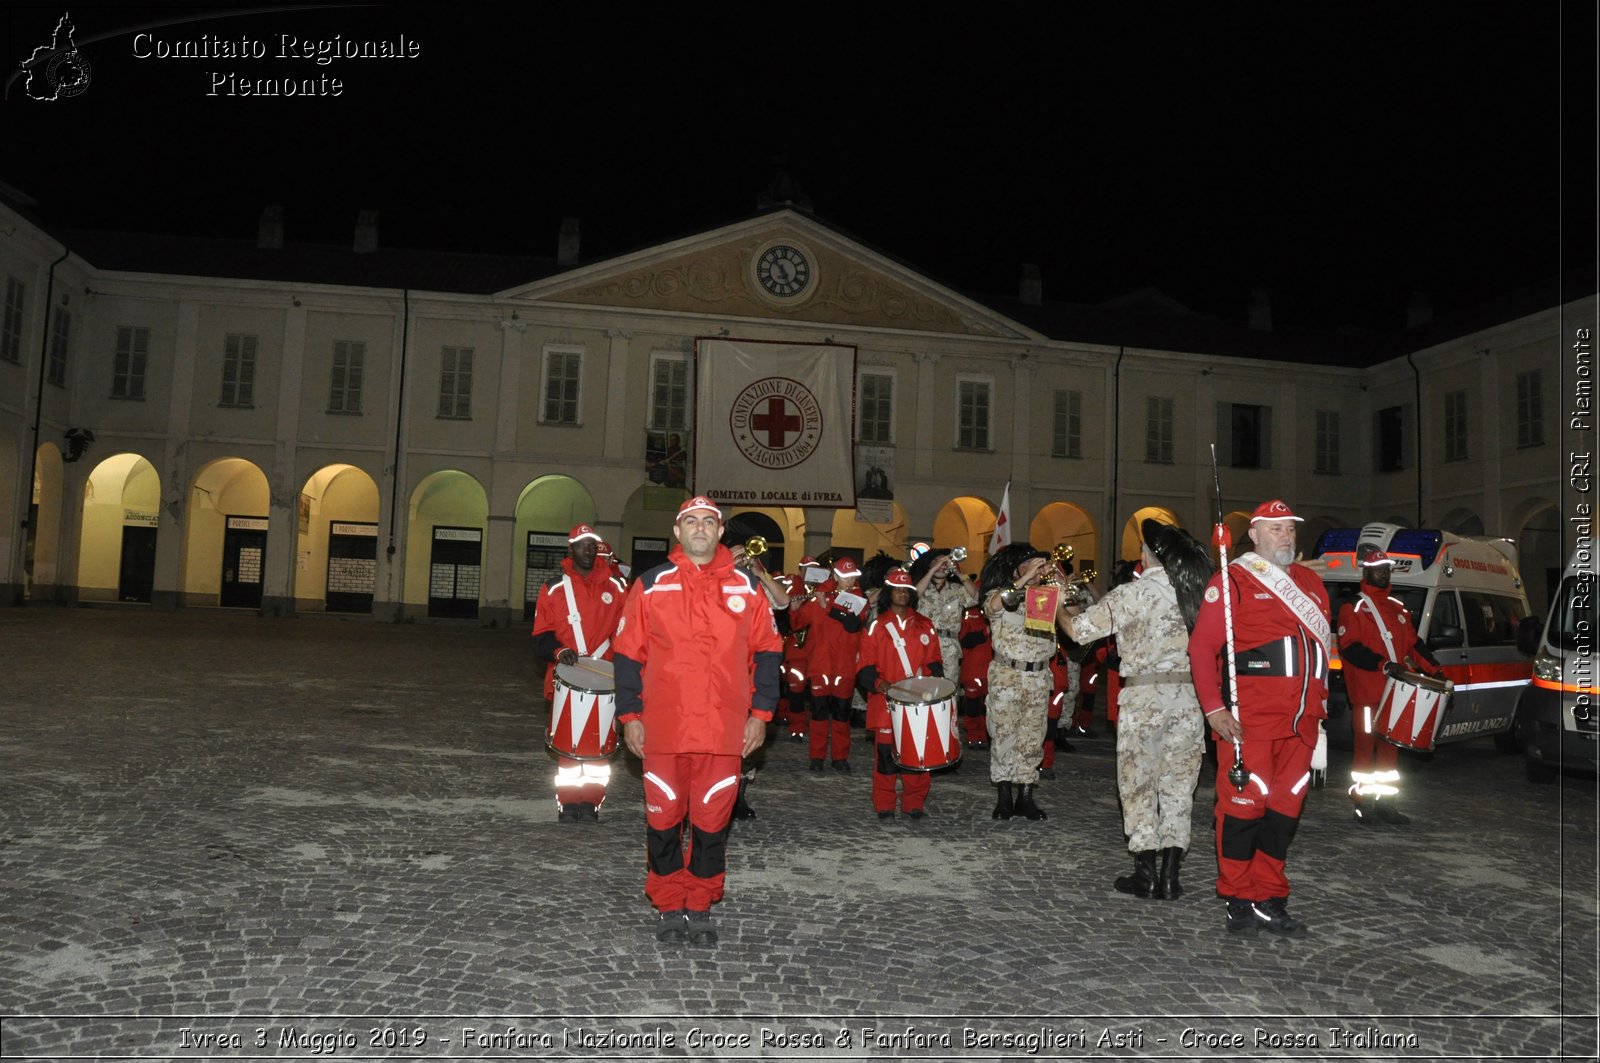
[261,305,307,616]
[151,302,199,610]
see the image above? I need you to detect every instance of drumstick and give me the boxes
[564,658,614,681]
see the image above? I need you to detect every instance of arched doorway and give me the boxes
[1511,500,1561,619]
[932,496,998,572]
[77,453,160,603]
[1439,508,1485,536]
[1030,501,1098,576]
[184,458,271,608]
[829,502,908,566]
[724,506,805,574]
[620,485,688,577]
[407,470,488,619]
[516,475,598,620]
[296,465,381,614]
[1120,505,1182,562]
[29,443,65,598]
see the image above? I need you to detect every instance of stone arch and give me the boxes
[1120,505,1182,562]
[932,496,998,571]
[1030,501,1098,575]
[1439,508,1485,536]
[184,457,271,607]
[724,506,805,574]
[515,475,598,619]
[295,464,381,613]
[77,452,161,603]
[1507,497,1562,618]
[406,469,489,619]
[620,485,688,577]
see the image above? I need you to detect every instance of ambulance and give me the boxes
[1514,542,1598,782]
[1306,523,1534,750]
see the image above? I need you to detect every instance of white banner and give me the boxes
[694,338,857,508]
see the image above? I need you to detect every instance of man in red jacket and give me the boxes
[614,496,782,946]
[957,604,992,748]
[791,556,867,772]
[856,568,945,819]
[1337,544,1444,826]
[1189,499,1331,936]
[531,523,630,822]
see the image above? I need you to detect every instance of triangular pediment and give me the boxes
[500,211,1038,340]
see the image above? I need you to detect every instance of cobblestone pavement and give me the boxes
[1,608,1595,1061]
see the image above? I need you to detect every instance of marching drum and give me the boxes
[547,657,618,760]
[886,677,962,771]
[1374,667,1454,752]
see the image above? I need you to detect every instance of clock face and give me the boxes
[756,244,812,298]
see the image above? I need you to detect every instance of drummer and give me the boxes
[531,523,630,823]
[1337,543,1446,826]
[856,568,945,819]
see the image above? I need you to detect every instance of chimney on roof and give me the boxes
[1406,290,1433,329]
[557,218,580,267]
[1020,264,1042,307]
[258,205,284,250]
[353,209,379,254]
[1247,288,1272,331]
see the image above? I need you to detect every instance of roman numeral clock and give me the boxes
[751,241,816,304]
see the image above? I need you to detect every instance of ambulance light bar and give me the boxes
[1311,529,1361,558]
[1387,529,1444,569]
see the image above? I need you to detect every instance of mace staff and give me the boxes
[1210,443,1249,793]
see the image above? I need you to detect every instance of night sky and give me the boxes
[3,3,1593,332]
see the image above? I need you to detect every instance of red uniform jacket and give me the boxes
[530,558,629,700]
[856,608,944,729]
[1336,584,1440,709]
[791,580,866,685]
[957,606,993,697]
[1188,557,1332,743]
[613,544,783,755]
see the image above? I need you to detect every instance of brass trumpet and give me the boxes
[744,535,768,561]
[1038,544,1075,586]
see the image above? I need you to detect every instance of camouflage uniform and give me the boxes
[920,579,970,682]
[1063,566,1203,851]
[984,601,1055,785]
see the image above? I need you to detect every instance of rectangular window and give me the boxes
[1052,389,1082,458]
[956,377,991,450]
[1516,370,1543,448]
[328,340,365,413]
[1215,401,1272,469]
[1145,396,1174,464]
[1314,409,1340,474]
[542,346,582,425]
[649,353,689,431]
[859,370,894,444]
[112,325,149,400]
[1,276,24,364]
[46,307,69,388]
[1376,405,1406,472]
[438,346,473,419]
[1443,389,1468,462]
[220,333,257,407]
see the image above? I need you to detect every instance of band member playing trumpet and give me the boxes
[980,544,1075,821]
[792,556,868,772]
[531,523,630,822]
[856,568,945,819]
[1338,543,1444,826]
[910,548,977,690]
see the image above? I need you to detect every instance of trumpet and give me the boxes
[934,546,968,575]
[1038,544,1075,586]
[744,535,768,562]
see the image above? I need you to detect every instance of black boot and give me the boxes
[992,782,1014,820]
[1014,784,1047,820]
[1114,851,1158,897]
[1155,847,1184,899]
[731,776,756,820]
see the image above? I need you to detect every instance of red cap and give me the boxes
[568,523,602,543]
[798,555,819,568]
[676,495,723,521]
[1249,499,1303,524]
[832,557,861,578]
[884,567,914,588]
[1360,549,1395,568]
[596,540,614,557]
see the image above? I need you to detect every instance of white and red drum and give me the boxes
[546,657,618,760]
[1374,667,1454,752]
[887,677,962,771]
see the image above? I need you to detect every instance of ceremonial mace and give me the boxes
[1211,444,1249,792]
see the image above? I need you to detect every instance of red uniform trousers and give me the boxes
[1213,731,1315,901]
[873,731,931,813]
[1350,699,1399,777]
[807,670,854,762]
[642,752,742,912]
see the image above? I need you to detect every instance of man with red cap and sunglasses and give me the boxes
[614,496,782,946]
[1337,542,1444,826]
[1189,499,1332,936]
[531,523,630,822]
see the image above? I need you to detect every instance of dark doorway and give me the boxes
[326,521,377,614]
[220,516,268,608]
[118,525,157,603]
[428,526,481,619]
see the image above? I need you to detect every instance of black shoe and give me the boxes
[1225,898,1258,934]
[907,808,926,820]
[1372,800,1410,826]
[1156,847,1184,899]
[1014,784,1047,821]
[656,909,688,943]
[1114,851,1158,897]
[789,732,806,741]
[557,804,580,823]
[809,759,825,772]
[831,759,851,773]
[1254,897,1306,935]
[685,909,718,944]
[1038,767,1057,780]
[578,803,600,822]
[1055,739,1077,754]
[877,810,896,820]
[965,739,989,751]
[992,782,1014,820]
[1067,724,1093,738]
[1350,793,1374,823]
[731,778,756,819]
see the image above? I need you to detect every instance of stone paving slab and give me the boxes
[0,608,1595,1061]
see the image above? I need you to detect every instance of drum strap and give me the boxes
[1358,593,1399,663]
[884,617,916,679]
[560,576,591,656]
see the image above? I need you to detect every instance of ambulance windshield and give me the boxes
[1548,575,1591,652]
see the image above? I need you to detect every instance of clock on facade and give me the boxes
[755,244,812,298]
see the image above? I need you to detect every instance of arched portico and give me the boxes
[406,470,489,619]
[516,475,598,619]
[932,496,998,572]
[1030,501,1098,576]
[77,453,161,603]
[724,506,805,574]
[183,457,271,608]
[1120,505,1182,562]
[295,464,381,613]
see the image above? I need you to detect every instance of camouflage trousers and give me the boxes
[986,664,1051,784]
[1115,682,1204,851]
[936,635,962,688]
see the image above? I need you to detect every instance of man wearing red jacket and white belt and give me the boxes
[531,523,629,822]
[1188,499,1331,936]
[614,496,782,946]
[856,568,944,819]
[1337,543,1444,826]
